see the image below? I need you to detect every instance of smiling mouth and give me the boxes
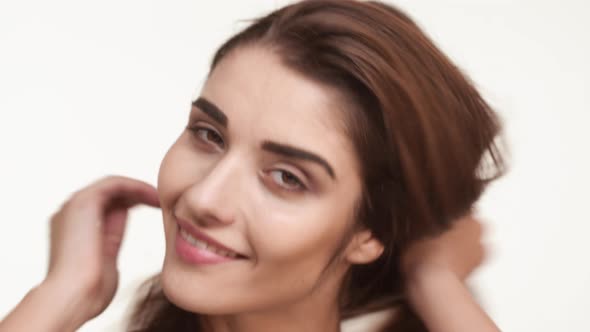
[178,226,247,259]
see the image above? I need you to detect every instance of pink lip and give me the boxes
[175,226,237,265]
[173,217,247,265]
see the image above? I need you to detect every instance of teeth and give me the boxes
[180,228,238,258]
[194,239,207,249]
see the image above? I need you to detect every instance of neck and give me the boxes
[199,268,345,332]
[200,306,341,332]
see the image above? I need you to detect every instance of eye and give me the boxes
[187,125,225,149]
[269,169,306,192]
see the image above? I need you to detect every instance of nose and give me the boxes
[179,153,244,228]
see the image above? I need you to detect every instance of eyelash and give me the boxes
[186,124,308,193]
[187,125,225,149]
[266,169,307,192]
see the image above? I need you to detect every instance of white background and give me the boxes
[1,0,589,331]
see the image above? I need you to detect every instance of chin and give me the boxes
[160,259,249,315]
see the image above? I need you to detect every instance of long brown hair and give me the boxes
[128,1,505,331]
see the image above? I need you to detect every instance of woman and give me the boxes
[0,0,505,331]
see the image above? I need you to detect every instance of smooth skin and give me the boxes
[158,46,376,332]
[402,215,500,332]
[0,47,500,332]
[155,46,498,332]
[0,176,160,331]
[0,176,499,331]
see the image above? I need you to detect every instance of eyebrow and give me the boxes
[192,97,228,127]
[261,141,336,180]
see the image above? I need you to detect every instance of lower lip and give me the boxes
[174,225,240,265]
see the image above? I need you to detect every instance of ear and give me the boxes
[344,229,384,264]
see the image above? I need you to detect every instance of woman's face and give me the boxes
[158,46,365,314]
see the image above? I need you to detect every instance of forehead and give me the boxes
[199,46,359,176]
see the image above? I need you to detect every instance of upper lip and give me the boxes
[175,216,248,258]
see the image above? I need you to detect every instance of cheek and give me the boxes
[157,145,183,235]
[157,139,215,216]
[160,200,351,314]
[244,203,350,293]
[157,139,185,202]
[253,218,337,266]
[156,140,359,313]
[157,140,212,245]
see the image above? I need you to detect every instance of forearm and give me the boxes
[406,266,500,332]
[0,280,89,332]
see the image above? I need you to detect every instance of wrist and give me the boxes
[36,278,92,331]
[403,261,449,282]
[403,264,458,304]
[0,279,92,332]
[401,265,500,332]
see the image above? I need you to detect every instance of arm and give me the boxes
[405,265,500,332]
[0,279,87,332]
[0,176,160,332]
[401,214,501,332]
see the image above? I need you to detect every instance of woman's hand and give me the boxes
[44,175,160,327]
[401,212,486,281]
[399,213,500,332]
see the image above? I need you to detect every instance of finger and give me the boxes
[103,208,128,259]
[90,175,161,210]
